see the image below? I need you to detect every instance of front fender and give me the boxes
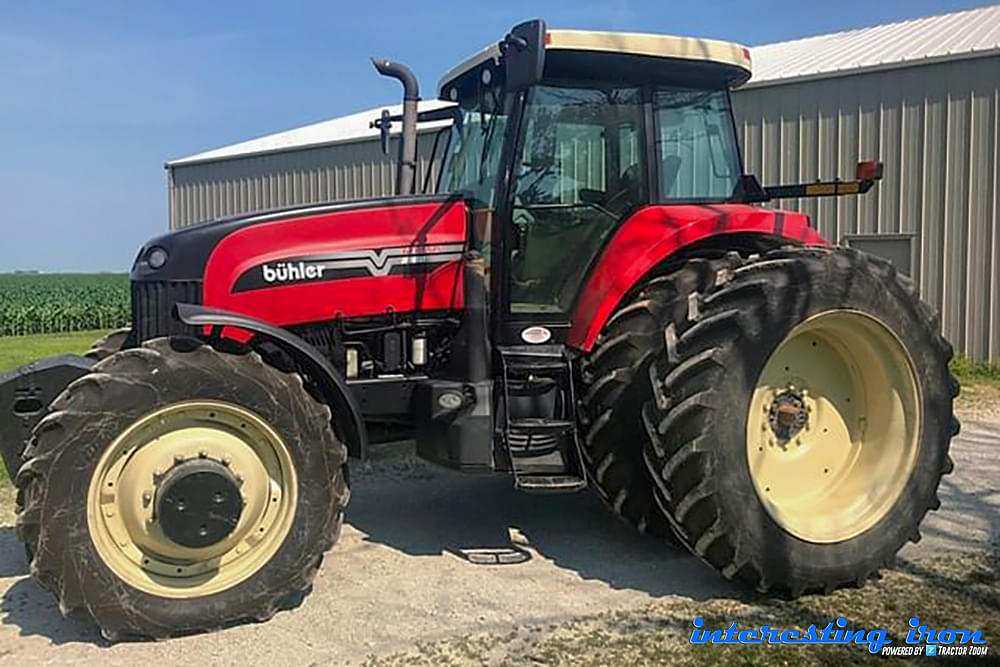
[175,303,368,459]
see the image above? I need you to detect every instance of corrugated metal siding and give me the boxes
[168,131,445,228]
[733,56,1000,362]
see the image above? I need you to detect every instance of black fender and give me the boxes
[0,355,96,478]
[175,302,368,459]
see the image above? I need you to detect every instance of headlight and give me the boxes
[146,246,169,269]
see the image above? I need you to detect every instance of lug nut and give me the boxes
[142,491,152,507]
[173,454,184,465]
[198,450,208,459]
[221,456,231,467]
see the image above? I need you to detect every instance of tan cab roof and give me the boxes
[438,28,752,96]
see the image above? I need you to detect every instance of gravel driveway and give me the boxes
[0,416,996,665]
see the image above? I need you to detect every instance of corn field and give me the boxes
[0,274,130,336]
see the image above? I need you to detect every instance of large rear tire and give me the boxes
[580,256,739,536]
[642,246,957,594]
[15,337,349,639]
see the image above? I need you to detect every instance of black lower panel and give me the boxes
[414,379,494,471]
[0,355,95,478]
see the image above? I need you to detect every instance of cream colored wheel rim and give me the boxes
[87,401,298,598]
[745,310,921,543]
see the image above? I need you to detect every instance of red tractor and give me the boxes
[0,20,957,639]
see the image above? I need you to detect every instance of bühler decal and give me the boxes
[233,244,465,292]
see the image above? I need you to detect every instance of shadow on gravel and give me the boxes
[0,528,27,578]
[0,576,105,646]
[348,442,741,601]
[915,419,1000,556]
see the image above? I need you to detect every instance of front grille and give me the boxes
[131,280,203,342]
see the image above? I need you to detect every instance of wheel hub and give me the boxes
[156,459,244,548]
[767,390,808,440]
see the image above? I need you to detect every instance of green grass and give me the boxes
[951,355,1000,388]
[0,329,109,374]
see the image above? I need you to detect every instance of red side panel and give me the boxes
[203,199,467,328]
[568,204,827,351]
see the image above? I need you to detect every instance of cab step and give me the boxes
[515,474,587,493]
[508,418,574,433]
[498,345,589,493]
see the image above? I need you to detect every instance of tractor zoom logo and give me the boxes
[233,244,465,293]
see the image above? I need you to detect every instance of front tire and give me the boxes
[85,327,130,360]
[642,246,957,595]
[15,337,349,639]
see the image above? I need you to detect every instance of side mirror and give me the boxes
[736,174,770,203]
[369,109,393,155]
[503,19,546,92]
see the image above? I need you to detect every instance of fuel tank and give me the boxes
[130,195,469,340]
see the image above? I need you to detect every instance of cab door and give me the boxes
[499,84,648,344]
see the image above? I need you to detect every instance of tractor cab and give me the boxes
[375,23,761,489]
[432,20,753,344]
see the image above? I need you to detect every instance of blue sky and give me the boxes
[0,0,982,272]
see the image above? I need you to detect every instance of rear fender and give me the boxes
[568,204,827,351]
[0,355,96,478]
[175,303,368,459]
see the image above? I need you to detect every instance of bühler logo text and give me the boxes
[262,262,326,283]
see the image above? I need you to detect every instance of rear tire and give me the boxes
[15,337,349,639]
[642,246,957,595]
[580,256,740,536]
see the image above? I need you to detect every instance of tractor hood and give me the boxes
[132,194,462,283]
[129,194,469,341]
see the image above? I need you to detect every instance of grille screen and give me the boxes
[131,280,202,342]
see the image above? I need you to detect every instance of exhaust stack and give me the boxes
[371,59,419,196]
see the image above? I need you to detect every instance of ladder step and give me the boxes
[515,475,587,493]
[508,418,574,433]
[499,345,566,358]
[505,361,567,373]
[510,447,566,472]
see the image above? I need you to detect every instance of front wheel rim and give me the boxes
[87,400,298,598]
[745,309,921,544]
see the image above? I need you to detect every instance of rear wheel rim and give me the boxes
[87,400,298,598]
[745,309,921,543]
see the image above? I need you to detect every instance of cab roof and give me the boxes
[437,28,753,98]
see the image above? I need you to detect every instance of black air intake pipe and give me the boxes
[371,58,419,196]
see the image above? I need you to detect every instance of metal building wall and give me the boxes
[732,56,1000,362]
[168,131,446,229]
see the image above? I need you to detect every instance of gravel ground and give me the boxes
[0,413,995,665]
